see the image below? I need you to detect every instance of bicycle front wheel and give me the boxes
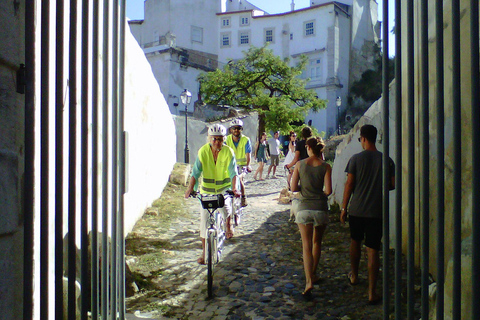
[207,233,214,298]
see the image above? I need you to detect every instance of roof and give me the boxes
[128,19,144,24]
[217,2,345,18]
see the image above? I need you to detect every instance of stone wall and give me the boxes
[331,80,397,244]
[173,113,259,164]
[0,0,25,317]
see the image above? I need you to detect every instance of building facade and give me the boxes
[129,0,380,135]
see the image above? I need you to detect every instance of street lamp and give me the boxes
[180,89,192,163]
[336,96,342,135]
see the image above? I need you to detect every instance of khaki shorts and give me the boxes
[294,210,329,227]
[270,154,279,166]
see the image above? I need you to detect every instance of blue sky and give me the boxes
[126,0,395,56]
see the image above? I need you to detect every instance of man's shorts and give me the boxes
[270,154,279,166]
[349,215,382,250]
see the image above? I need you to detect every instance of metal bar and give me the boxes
[68,0,78,317]
[406,0,415,316]
[451,0,461,317]
[471,0,480,316]
[102,0,111,316]
[80,0,90,318]
[394,0,402,317]
[381,0,390,316]
[435,0,445,316]
[91,0,100,318]
[118,0,127,316]
[420,0,429,318]
[111,0,119,317]
[40,0,51,318]
[55,0,65,318]
[23,0,35,318]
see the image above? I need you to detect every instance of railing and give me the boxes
[24,0,127,319]
[382,0,479,318]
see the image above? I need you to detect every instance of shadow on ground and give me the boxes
[126,178,421,319]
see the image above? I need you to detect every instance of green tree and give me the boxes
[198,46,326,136]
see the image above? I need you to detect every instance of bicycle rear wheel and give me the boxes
[207,233,214,298]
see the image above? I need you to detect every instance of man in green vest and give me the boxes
[226,119,252,207]
[185,124,240,264]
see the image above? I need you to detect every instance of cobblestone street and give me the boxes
[125,164,393,319]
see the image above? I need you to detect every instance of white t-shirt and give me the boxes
[267,138,280,156]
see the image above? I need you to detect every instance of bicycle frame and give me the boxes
[192,192,230,298]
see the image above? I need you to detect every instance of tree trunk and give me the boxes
[257,113,266,138]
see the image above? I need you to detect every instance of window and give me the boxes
[240,16,249,26]
[222,18,231,28]
[304,20,315,36]
[221,32,231,47]
[264,28,274,43]
[239,31,250,45]
[191,26,203,43]
[309,58,322,79]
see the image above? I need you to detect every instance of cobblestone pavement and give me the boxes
[125,164,402,320]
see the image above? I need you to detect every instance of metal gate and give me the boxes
[381,0,479,319]
[24,0,127,318]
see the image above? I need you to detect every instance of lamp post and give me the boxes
[180,89,192,163]
[336,96,342,135]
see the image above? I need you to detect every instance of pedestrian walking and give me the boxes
[285,126,313,172]
[253,132,268,180]
[283,131,297,189]
[266,131,281,178]
[290,137,332,296]
[340,124,395,305]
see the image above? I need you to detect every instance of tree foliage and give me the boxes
[348,53,395,105]
[198,46,326,134]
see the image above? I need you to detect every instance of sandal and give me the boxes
[197,257,205,265]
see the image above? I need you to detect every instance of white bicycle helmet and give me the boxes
[208,124,227,136]
[230,119,243,128]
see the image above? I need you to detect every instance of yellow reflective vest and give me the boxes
[226,135,249,166]
[198,143,235,194]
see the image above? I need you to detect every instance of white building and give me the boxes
[129,0,380,135]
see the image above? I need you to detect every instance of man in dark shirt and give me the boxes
[340,124,395,305]
[285,126,312,170]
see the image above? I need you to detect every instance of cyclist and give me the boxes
[184,124,240,264]
[226,119,252,207]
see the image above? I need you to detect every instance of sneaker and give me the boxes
[241,196,247,207]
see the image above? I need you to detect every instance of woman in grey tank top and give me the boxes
[290,137,332,296]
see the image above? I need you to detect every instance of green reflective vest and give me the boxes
[226,135,249,166]
[198,143,235,194]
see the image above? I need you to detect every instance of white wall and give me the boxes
[123,25,177,235]
[142,0,220,54]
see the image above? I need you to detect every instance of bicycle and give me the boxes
[232,166,249,226]
[191,191,231,298]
